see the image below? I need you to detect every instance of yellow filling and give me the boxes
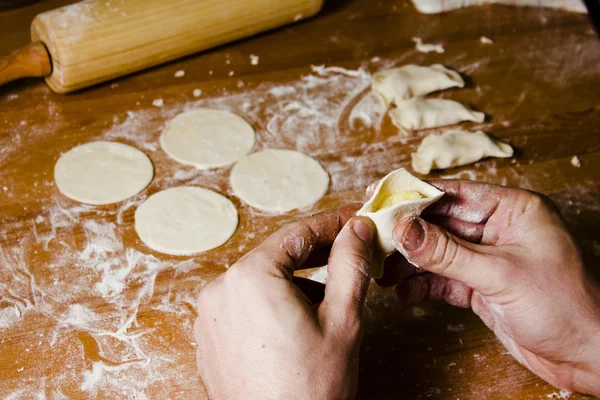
[373,191,423,211]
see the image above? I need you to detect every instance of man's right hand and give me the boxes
[377,180,600,396]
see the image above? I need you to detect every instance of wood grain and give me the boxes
[1,0,599,399]
[0,41,51,86]
[30,0,324,93]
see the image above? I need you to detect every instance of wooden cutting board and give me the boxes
[0,0,599,399]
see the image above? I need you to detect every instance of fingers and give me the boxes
[394,274,473,308]
[375,252,425,288]
[424,180,512,224]
[240,204,360,280]
[320,217,375,330]
[424,215,485,243]
[393,217,505,293]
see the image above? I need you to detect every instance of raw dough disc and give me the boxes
[230,149,330,213]
[54,141,154,205]
[160,108,256,169]
[135,186,238,255]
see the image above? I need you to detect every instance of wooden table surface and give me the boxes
[1,0,599,398]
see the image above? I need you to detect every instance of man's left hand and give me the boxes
[194,205,375,400]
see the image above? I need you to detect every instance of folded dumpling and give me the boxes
[357,168,444,278]
[372,64,465,106]
[412,130,514,174]
[389,98,485,131]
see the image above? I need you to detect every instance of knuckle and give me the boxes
[349,250,372,280]
[427,232,460,274]
[244,246,293,279]
[526,191,558,213]
[223,264,250,285]
[334,244,372,281]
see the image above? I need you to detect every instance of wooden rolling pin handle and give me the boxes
[0,42,51,87]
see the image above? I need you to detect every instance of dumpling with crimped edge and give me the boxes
[389,98,485,132]
[411,129,514,174]
[372,64,465,106]
[357,168,444,279]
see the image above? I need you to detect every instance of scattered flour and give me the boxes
[412,37,445,54]
[62,304,100,328]
[547,390,572,398]
[0,305,21,328]
[2,53,585,399]
[446,324,466,332]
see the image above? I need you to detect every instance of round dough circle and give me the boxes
[160,108,256,169]
[135,186,238,255]
[230,149,330,213]
[54,141,154,205]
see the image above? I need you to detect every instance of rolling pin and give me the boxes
[0,0,324,93]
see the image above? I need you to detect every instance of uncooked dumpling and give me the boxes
[230,149,329,213]
[412,130,514,174]
[160,108,255,169]
[389,98,485,131]
[372,64,464,106]
[135,186,238,255]
[54,141,154,205]
[357,168,444,279]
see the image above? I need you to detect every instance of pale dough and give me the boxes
[389,98,485,131]
[160,108,256,169]
[357,168,444,279]
[134,186,238,255]
[412,129,514,174]
[412,37,445,54]
[54,141,154,205]
[230,149,330,213]
[372,64,464,106]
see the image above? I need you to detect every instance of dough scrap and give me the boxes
[135,186,238,255]
[412,37,445,54]
[160,108,256,169]
[357,168,444,279]
[389,98,485,131]
[54,141,154,205]
[412,130,514,174]
[230,149,329,213]
[372,64,464,106]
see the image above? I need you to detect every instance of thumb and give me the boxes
[393,217,504,294]
[319,217,374,332]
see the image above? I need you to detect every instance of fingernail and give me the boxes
[394,218,425,252]
[352,218,375,242]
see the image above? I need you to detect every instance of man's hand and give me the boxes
[379,180,600,396]
[194,205,376,400]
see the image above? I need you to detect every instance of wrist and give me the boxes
[571,283,600,396]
